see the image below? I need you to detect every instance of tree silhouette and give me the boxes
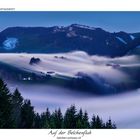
[50,108,63,128]
[64,105,77,128]
[76,108,84,128]
[0,79,15,128]
[34,113,41,128]
[51,108,63,129]
[41,108,51,128]
[12,88,23,128]
[105,117,116,129]
[56,108,63,128]
[20,100,35,128]
[90,115,105,129]
[83,111,90,128]
[91,115,96,128]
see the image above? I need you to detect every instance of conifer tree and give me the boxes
[50,110,57,128]
[50,108,63,128]
[12,88,23,128]
[0,79,14,128]
[90,115,104,129]
[20,100,35,128]
[95,115,104,129]
[90,115,96,128]
[64,105,77,128]
[41,108,51,128]
[83,111,90,128]
[76,108,84,128]
[105,118,116,129]
[34,113,41,128]
[56,108,63,128]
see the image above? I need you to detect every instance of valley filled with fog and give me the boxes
[8,82,140,128]
[0,51,140,128]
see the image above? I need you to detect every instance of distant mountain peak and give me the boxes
[69,24,96,30]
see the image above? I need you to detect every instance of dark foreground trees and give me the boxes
[0,78,116,129]
[0,79,15,128]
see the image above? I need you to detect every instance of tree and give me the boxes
[96,115,103,129]
[105,117,116,129]
[95,115,104,129]
[56,108,63,128]
[11,88,23,128]
[64,105,77,128]
[34,113,41,128]
[50,108,63,128]
[20,100,35,128]
[90,115,104,129]
[50,110,57,128]
[41,108,51,128]
[0,79,15,128]
[76,108,84,128]
[83,111,90,128]
[90,115,96,128]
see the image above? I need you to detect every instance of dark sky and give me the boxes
[0,12,140,33]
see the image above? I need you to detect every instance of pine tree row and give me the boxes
[0,78,116,129]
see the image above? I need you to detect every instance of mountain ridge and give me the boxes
[0,24,140,57]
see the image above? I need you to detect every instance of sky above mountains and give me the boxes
[0,12,140,33]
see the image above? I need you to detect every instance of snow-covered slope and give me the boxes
[116,37,127,44]
[130,35,135,40]
[70,24,96,30]
[3,38,18,50]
